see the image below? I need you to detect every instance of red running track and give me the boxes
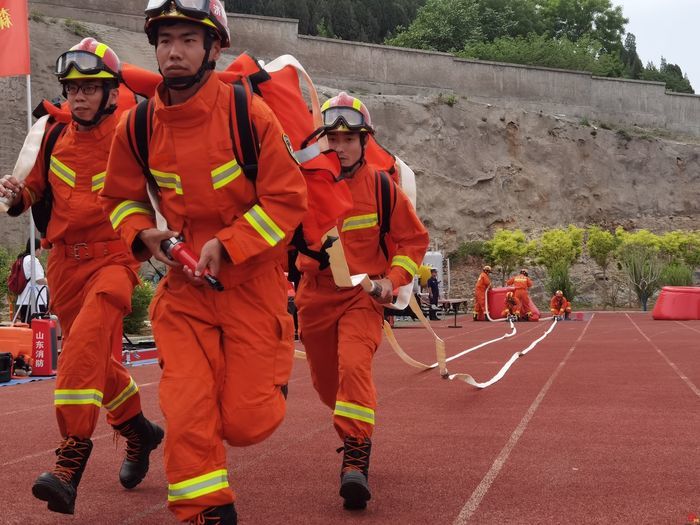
[0,312,698,524]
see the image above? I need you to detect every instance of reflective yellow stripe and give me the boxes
[150,169,183,195]
[244,205,285,247]
[352,98,363,111]
[168,469,229,502]
[211,159,242,189]
[341,213,378,232]
[93,42,108,58]
[91,171,106,192]
[50,156,76,188]
[391,255,418,277]
[109,200,153,229]
[334,401,375,425]
[54,389,103,407]
[104,378,139,411]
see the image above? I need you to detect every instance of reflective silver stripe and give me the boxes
[50,156,76,187]
[54,389,103,407]
[211,159,242,189]
[167,469,229,502]
[334,401,375,424]
[294,143,320,164]
[151,169,183,195]
[91,172,106,191]
[341,213,378,232]
[109,200,153,229]
[244,205,285,246]
[104,378,139,411]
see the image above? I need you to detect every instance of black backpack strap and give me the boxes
[31,121,68,236]
[375,170,396,260]
[126,98,157,190]
[289,225,335,272]
[230,80,259,182]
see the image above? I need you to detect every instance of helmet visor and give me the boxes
[323,106,366,129]
[55,50,116,78]
[145,0,210,19]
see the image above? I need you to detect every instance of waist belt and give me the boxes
[55,240,126,260]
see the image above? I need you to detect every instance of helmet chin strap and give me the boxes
[67,81,117,128]
[160,33,215,91]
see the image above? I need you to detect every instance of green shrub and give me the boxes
[449,240,488,264]
[63,19,92,38]
[124,281,155,334]
[660,262,694,286]
[0,245,12,300]
[545,260,576,302]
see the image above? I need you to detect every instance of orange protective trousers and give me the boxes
[149,265,293,521]
[295,273,383,441]
[48,250,142,439]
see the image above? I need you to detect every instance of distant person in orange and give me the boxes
[502,291,521,320]
[550,290,572,320]
[507,268,533,320]
[1,38,162,516]
[295,92,429,511]
[100,2,306,523]
[473,265,491,321]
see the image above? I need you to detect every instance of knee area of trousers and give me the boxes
[222,402,285,447]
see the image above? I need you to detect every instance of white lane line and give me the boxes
[453,314,595,525]
[627,314,700,398]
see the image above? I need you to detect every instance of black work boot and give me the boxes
[338,437,372,510]
[187,503,237,524]
[32,436,93,514]
[113,412,164,489]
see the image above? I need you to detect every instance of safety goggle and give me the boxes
[145,0,210,19]
[55,50,117,78]
[322,106,367,130]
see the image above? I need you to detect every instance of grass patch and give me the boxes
[63,19,92,38]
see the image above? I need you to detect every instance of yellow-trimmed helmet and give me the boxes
[321,92,374,134]
[145,0,230,48]
[55,38,120,81]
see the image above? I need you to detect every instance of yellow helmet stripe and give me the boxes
[94,42,108,58]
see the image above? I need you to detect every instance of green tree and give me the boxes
[546,259,577,301]
[534,225,583,272]
[485,229,531,284]
[640,58,694,94]
[660,262,693,287]
[123,282,155,334]
[587,226,619,278]
[620,33,643,79]
[616,229,662,311]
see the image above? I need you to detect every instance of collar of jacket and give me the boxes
[154,73,222,129]
[68,112,117,143]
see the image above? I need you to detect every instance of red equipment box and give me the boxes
[31,318,58,376]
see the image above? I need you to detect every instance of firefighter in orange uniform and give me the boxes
[99,1,307,523]
[506,268,534,320]
[1,39,163,516]
[295,92,429,510]
[550,290,572,320]
[502,291,521,320]
[473,265,492,321]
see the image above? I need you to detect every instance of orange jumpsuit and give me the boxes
[295,162,429,441]
[550,295,572,317]
[506,275,533,319]
[101,74,307,521]
[8,115,142,439]
[473,271,491,320]
[502,293,521,318]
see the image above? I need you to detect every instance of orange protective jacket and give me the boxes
[101,74,308,286]
[506,274,533,315]
[502,294,521,316]
[550,295,571,314]
[297,162,428,289]
[473,271,491,315]
[7,114,142,438]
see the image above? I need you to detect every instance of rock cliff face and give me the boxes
[2,18,699,259]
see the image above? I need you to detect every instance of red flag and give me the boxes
[0,0,30,77]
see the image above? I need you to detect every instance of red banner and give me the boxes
[0,0,30,77]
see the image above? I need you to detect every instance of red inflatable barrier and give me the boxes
[487,287,540,321]
[652,286,700,320]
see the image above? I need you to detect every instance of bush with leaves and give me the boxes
[660,262,694,287]
[0,245,12,300]
[534,225,583,272]
[449,240,489,265]
[546,259,577,303]
[123,281,155,334]
[587,226,619,278]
